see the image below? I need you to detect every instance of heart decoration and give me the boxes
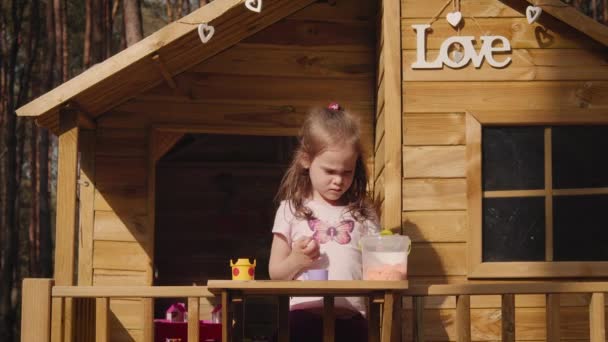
[245,0,262,13]
[446,11,462,27]
[450,49,465,63]
[198,23,215,44]
[526,5,542,24]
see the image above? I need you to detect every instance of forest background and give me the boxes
[0,0,605,341]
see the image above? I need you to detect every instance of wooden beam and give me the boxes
[95,298,109,342]
[501,294,515,342]
[589,292,606,342]
[21,279,53,342]
[188,297,200,342]
[152,54,177,89]
[77,131,95,286]
[528,0,608,46]
[546,294,560,342]
[381,0,403,232]
[455,295,471,342]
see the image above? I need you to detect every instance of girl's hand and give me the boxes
[290,237,320,268]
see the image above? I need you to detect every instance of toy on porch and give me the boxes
[165,302,187,322]
[230,258,256,280]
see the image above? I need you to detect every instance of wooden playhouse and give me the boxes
[18,0,608,341]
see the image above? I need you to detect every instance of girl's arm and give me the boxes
[268,234,319,280]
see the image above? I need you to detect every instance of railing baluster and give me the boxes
[546,294,560,342]
[323,296,335,342]
[501,294,515,342]
[21,279,53,342]
[413,296,425,342]
[51,297,64,342]
[590,292,605,342]
[221,291,231,342]
[95,297,109,342]
[143,298,154,342]
[456,295,471,342]
[381,292,396,342]
[368,294,382,342]
[278,296,290,342]
[188,297,200,342]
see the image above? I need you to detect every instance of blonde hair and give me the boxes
[275,106,376,222]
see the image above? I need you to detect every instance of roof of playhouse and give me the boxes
[15,0,316,133]
[16,0,608,134]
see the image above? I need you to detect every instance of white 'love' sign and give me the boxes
[411,24,512,69]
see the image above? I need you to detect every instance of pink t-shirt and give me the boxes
[272,200,380,316]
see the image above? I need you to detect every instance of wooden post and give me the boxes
[232,292,244,342]
[323,296,335,342]
[381,292,396,342]
[546,294,560,342]
[53,107,81,342]
[51,297,64,342]
[188,297,200,342]
[456,295,471,342]
[501,294,515,342]
[412,297,425,342]
[381,0,403,232]
[278,296,290,342]
[143,298,154,342]
[589,292,605,342]
[95,297,109,342]
[21,279,53,342]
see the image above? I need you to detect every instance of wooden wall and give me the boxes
[83,1,378,340]
[400,0,608,339]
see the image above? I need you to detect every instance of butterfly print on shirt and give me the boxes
[307,218,355,245]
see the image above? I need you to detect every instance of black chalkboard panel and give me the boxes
[552,126,608,189]
[482,127,545,191]
[553,195,608,261]
[483,197,545,262]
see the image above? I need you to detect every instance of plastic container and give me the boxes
[361,235,411,280]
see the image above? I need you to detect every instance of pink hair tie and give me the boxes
[327,102,341,110]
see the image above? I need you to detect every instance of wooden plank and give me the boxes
[375,137,386,178]
[152,130,184,162]
[403,179,467,211]
[142,298,154,342]
[95,127,147,158]
[544,128,554,261]
[93,211,150,243]
[456,295,471,342]
[51,297,64,342]
[188,297,200,342]
[590,293,606,342]
[289,0,377,23]
[382,0,403,233]
[470,261,608,278]
[93,269,147,286]
[92,241,149,271]
[404,49,608,81]
[524,0,608,46]
[221,291,231,342]
[501,294,515,342]
[409,243,467,276]
[192,45,374,78]
[546,294,561,342]
[375,109,385,152]
[404,81,608,113]
[403,146,465,178]
[466,112,482,279]
[21,279,53,342]
[78,131,96,286]
[94,188,147,215]
[107,299,143,330]
[402,18,594,50]
[467,108,608,125]
[402,0,521,18]
[404,293,596,309]
[368,296,381,342]
[95,298,109,342]
[403,210,467,242]
[403,113,465,146]
[278,296,289,342]
[323,296,335,342]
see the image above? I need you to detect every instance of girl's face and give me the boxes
[302,142,358,206]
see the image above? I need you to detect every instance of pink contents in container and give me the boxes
[361,235,411,281]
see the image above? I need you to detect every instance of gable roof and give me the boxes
[16,0,315,132]
[526,0,608,46]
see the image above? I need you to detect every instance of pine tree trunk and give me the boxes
[53,0,63,81]
[124,0,143,46]
[84,0,92,67]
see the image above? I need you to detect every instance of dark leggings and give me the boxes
[276,309,368,342]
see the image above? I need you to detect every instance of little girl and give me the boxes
[269,103,380,342]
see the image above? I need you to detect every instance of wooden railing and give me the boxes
[21,279,608,342]
[405,282,607,342]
